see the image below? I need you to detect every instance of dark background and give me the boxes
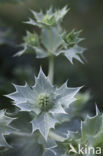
[0,0,103,111]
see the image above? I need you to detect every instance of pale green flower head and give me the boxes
[25,6,69,28]
[42,14,56,26]
[15,31,40,57]
[36,93,53,112]
[64,29,84,48]
[6,69,81,140]
[24,31,39,47]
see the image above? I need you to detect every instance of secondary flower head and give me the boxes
[7,69,81,140]
[25,6,69,28]
[64,29,84,48]
[24,31,39,47]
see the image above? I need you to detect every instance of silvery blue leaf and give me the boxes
[63,45,86,63]
[0,110,15,151]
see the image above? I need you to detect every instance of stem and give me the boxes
[49,131,65,142]
[12,131,32,137]
[12,131,65,142]
[48,54,54,83]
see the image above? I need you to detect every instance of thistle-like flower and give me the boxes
[64,29,84,48]
[6,69,81,140]
[25,6,69,28]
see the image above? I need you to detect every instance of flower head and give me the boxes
[25,6,69,28]
[7,69,81,140]
[24,31,39,47]
[64,29,84,48]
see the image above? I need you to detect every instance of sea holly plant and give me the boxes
[0,5,102,156]
[15,6,85,82]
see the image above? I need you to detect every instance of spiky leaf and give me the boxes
[62,45,86,63]
[5,131,56,156]
[0,110,14,151]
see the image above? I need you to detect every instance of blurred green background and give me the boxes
[0,0,103,111]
